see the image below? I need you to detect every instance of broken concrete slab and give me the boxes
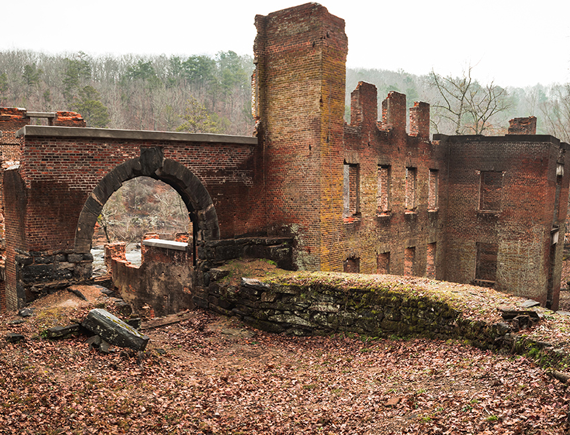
[82,309,149,351]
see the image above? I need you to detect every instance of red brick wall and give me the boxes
[441,134,570,309]
[3,131,262,309]
[14,135,260,252]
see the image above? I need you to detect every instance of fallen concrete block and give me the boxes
[82,309,149,351]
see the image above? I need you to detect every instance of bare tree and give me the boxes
[540,84,570,143]
[429,65,510,135]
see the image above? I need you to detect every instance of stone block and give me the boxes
[82,309,149,351]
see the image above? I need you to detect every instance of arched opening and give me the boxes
[91,176,192,275]
[74,148,220,275]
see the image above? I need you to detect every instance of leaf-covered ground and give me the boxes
[1,308,569,434]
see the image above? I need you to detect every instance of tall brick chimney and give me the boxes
[254,3,348,271]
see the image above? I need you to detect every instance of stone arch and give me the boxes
[74,147,219,255]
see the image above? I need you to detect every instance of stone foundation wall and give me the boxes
[202,274,515,347]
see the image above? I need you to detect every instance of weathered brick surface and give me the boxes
[341,85,447,279]
[508,116,537,135]
[106,241,194,317]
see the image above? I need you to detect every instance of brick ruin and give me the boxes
[0,3,568,314]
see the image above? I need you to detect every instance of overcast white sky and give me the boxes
[2,0,568,88]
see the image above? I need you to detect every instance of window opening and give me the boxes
[344,257,360,273]
[428,169,438,210]
[405,167,417,210]
[426,243,436,278]
[377,165,391,214]
[343,162,360,218]
[475,242,498,283]
[479,171,503,211]
[404,247,416,276]
[377,252,390,274]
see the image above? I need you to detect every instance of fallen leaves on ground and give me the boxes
[1,310,569,434]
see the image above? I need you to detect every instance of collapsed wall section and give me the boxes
[106,239,195,317]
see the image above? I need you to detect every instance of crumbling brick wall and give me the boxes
[341,83,446,278]
[105,240,194,317]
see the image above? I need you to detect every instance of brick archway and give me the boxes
[74,147,220,254]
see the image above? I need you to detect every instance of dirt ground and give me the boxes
[0,286,569,434]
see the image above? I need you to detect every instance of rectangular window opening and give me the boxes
[344,257,360,273]
[426,243,436,279]
[377,252,390,274]
[405,167,417,211]
[479,171,503,211]
[428,169,439,210]
[475,242,498,282]
[343,162,360,218]
[377,165,391,214]
[404,247,416,277]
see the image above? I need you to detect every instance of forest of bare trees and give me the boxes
[1,50,569,140]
